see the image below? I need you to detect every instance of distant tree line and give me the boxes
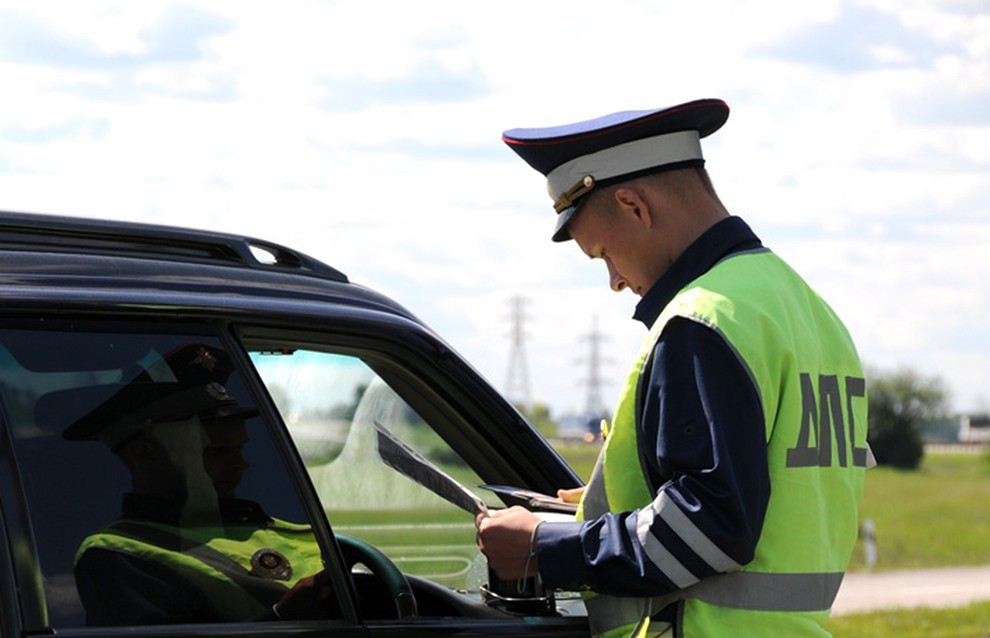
[866,366,950,470]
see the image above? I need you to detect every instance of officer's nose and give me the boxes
[606,260,628,293]
[234,453,250,472]
[222,448,249,473]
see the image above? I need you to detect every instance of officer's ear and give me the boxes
[612,186,654,230]
[116,436,162,463]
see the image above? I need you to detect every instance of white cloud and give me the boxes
[0,0,988,418]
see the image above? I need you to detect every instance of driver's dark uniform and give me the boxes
[74,494,327,626]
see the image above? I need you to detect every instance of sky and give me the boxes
[0,0,987,420]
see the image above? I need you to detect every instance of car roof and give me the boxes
[0,210,416,319]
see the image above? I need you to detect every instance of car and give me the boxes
[0,210,589,638]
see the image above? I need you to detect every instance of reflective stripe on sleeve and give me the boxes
[653,493,741,573]
[635,504,698,588]
[635,492,741,584]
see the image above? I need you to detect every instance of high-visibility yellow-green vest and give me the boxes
[76,517,324,621]
[577,249,868,638]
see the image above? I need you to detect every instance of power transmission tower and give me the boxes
[578,314,610,419]
[505,295,532,411]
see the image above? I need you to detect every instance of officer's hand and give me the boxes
[273,570,335,619]
[557,486,585,504]
[476,506,541,580]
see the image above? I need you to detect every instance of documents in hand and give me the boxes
[477,484,579,514]
[374,421,490,518]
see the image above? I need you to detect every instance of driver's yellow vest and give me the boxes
[76,518,324,621]
[577,249,868,638]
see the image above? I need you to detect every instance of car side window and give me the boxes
[248,347,498,594]
[0,320,335,628]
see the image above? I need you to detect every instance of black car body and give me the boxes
[0,211,588,637]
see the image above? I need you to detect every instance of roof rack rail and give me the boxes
[0,211,348,283]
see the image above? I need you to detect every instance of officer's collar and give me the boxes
[120,493,273,526]
[633,216,762,327]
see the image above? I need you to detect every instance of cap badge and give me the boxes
[190,347,219,372]
[251,548,293,580]
[552,175,595,213]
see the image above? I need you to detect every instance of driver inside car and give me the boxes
[62,344,335,626]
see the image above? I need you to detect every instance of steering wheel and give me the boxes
[336,534,418,618]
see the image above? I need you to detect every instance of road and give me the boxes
[832,565,990,615]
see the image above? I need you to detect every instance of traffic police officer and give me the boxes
[476,99,869,637]
[64,344,331,625]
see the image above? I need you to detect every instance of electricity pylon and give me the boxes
[579,314,610,419]
[505,295,532,411]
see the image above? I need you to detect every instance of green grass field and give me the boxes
[553,443,990,637]
[826,601,990,638]
[848,452,990,571]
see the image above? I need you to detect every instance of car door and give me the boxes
[237,320,590,637]
[0,314,587,638]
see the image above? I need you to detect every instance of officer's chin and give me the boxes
[213,481,239,499]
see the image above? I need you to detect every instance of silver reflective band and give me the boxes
[580,451,610,517]
[584,570,842,634]
[651,493,741,574]
[584,594,667,636]
[636,505,698,589]
[687,570,845,612]
[546,130,703,203]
